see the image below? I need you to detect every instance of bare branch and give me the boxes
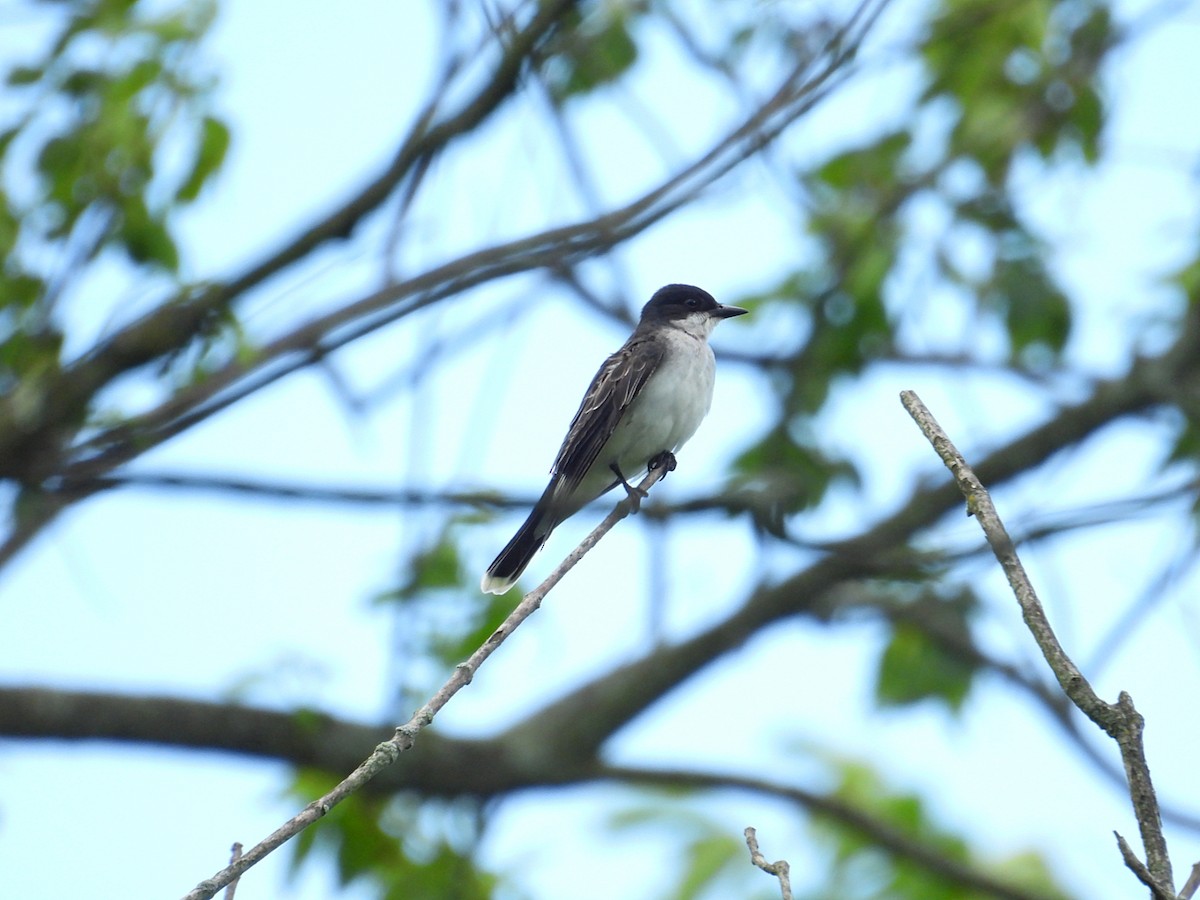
[900,389,1176,896]
[58,471,537,510]
[505,364,1161,764]
[1179,860,1200,900]
[744,827,793,900]
[180,465,666,900]
[0,0,578,478]
[222,844,242,900]
[66,0,879,483]
[1115,831,1176,900]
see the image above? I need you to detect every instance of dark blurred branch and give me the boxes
[47,469,820,522]
[900,389,1177,898]
[54,471,537,509]
[0,0,579,560]
[0,0,575,472]
[610,767,1059,900]
[180,464,666,899]
[500,361,1162,763]
[67,5,871,483]
[0,0,892,572]
[0,684,1064,900]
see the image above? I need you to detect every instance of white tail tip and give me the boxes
[480,573,518,595]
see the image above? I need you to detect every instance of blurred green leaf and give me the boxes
[62,67,107,96]
[0,274,44,309]
[811,757,1072,900]
[921,0,1111,185]
[6,65,43,86]
[176,115,230,202]
[993,253,1071,357]
[730,425,859,533]
[394,529,464,600]
[119,197,179,270]
[4,0,222,281]
[609,799,753,899]
[287,771,502,900]
[112,58,164,99]
[546,8,639,101]
[0,328,61,375]
[430,590,513,666]
[674,833,744,900]
[876,623,974,712]
[817,131,912,191]
[875,588,978,712]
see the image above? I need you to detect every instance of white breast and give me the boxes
[606,328,716,476]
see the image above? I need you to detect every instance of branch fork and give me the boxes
[901,389,1186,898]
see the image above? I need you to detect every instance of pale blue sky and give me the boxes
[2,1,1200,898]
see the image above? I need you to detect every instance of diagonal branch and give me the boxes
[66,5,873,483]
[500,361,1162,762]
[0,0,888,577]
[900,389,1177,898]
[610,766,1063,900]
[180,465,666,900]
[0,0,577,478]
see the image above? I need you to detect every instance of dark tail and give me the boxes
[480,505,554,594]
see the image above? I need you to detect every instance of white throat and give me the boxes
[670,311,718,340]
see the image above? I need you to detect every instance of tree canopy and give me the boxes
[1,1,1198,898]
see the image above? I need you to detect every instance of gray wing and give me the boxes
[550,334,665,491]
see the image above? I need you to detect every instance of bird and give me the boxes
[481,283,747,594]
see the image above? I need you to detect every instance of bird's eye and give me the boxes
[685,297,700,309]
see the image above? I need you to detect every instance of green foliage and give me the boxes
[674,833,749,900]
[911,0,1109,363]
[608,800,764,900]
[176,115,231,202]
[288,771,506,900]
[0,316,62,398]
[0,0,225,289]
[1163,251,1200,480]
[874,585,980,712]
[0,0,1146,897]
[807,758,1071,900]
[924,0,1109,181]
[729,422,859,535]
[771,0,1110,388]
[543,4,641,102]
[374,519,513,708]
[0,0,230,436]
[800,135,908,398]
[394,528,466,600]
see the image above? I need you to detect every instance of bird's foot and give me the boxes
[648,451,677,476]
[611,463,648,512]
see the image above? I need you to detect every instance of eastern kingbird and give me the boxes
[481,283,747,594]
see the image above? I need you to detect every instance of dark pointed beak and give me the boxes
[713,304,749,319]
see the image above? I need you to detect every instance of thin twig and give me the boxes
[744,827,793,900]
[223,844,242,900]
[66,0,876,479]
[0,0,889,574]
[1179,860,1200,900]
[899,390,1176,897]
[1116,832,1176,900]
[179,466,665,900]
